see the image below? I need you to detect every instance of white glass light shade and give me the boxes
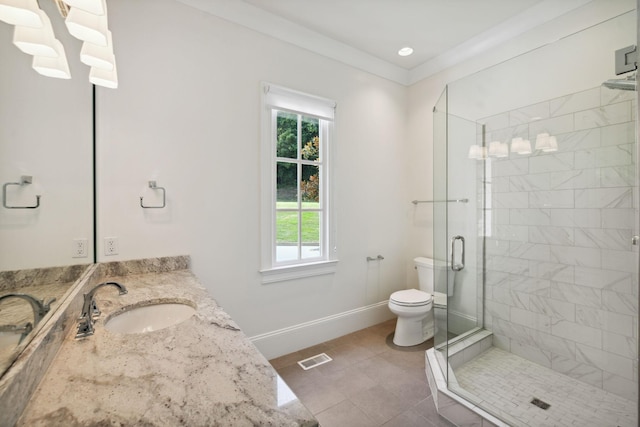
[65,4,108,45]
[511,137,532,154]
[535,133,550,151]
[488,141,508,157]
[32,40,70,79]
[13,10,57,57]
[497,142,509,158]
[64,0,105,15]
[80,30,114,70]
[89,60,117,88]
[468,144,480,159]
[535,133,558,152]
[545,136,558,152]
[468,145,488,160]
[0,0,42,27]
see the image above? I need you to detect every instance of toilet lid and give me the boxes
[390,289,432,306]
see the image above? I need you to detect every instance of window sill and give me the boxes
[260,260,338,284]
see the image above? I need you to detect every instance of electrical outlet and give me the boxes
[72,238,88,258]
[104,237,118,256]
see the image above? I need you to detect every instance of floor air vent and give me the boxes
[530,398,551,410]
[297,353,332,370]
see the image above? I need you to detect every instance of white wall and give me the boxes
[407,0,636,262]
[96,0,409,355]
[0,0,93,271]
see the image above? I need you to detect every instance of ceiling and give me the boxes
[177,0,596,84]
[242,0,544,70]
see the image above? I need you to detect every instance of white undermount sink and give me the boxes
[105,302,196,334]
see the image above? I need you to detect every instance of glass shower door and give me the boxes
[433,87,448,371]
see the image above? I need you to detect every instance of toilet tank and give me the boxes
[414,257,455,296]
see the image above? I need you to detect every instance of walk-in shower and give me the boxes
[426,7,638,427]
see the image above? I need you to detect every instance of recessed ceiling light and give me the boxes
[398,47,413,57]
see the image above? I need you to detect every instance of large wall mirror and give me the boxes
[0,0,93,376]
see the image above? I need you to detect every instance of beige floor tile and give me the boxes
[350,384,413,425]
[315,400,376,427]
[270,321,452,427]
[293,380,348,415]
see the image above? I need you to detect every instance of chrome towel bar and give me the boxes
[412,198,468,204]
[2,175,40,209]
[140,180,166,209]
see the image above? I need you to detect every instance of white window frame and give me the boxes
[259,82,337,283]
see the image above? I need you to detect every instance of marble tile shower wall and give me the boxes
[479,86,638,401]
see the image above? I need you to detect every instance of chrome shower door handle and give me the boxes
[450,235,465,271]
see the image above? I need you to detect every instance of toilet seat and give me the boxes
[390,289,432,307]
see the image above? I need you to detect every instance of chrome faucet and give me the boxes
[76,281,127,339]
[0,293,56,327]
[0,323,34,345]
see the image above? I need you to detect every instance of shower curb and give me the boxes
[425,346,509,427]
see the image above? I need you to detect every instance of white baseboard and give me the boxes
[250,301,395,360]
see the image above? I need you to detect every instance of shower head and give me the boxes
[602,74,637,91]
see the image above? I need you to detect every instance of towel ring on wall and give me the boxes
[140,181,166,209]
[2,175,41,209]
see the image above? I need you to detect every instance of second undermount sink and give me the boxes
[105,302,196,334]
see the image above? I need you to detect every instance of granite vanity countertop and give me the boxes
[17,269,317,427]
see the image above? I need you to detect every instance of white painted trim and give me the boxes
[250,301,395,359]
[408,0,594,84]
[259,259,338,284]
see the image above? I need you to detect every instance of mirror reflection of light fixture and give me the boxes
[0,0,117,88]
[12,9,57,57]
[32,39,70,78]
[80,29,114,70]
[535,133,558,152]
[489,141,508,158]
[0,0,42,27]
[65,2,108,45]
[511,137,532,154]
[468,144,480,159]
[89,59,117,88]
[468,144,489,160]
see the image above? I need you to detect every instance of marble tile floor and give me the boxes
[269,319,455,427]
[454,347,637,427]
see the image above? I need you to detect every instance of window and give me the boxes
[260,83,337,282]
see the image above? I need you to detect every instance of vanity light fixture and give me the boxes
[64,0,108,45]
[534,132,558,152]
[12,9,57,56]
[488,141,508,158]
[468,144,488,160]
[32,39,70,78]
[80,29,113,70]
[0,0,117,88]
[0,0,42,27]
[89,58,117,88]
[398,46,413,56]
[511,137,532,155]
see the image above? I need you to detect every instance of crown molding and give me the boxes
[176,0,634,87]
[176,0,410,85]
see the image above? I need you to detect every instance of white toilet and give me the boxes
[388,257,455,347]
